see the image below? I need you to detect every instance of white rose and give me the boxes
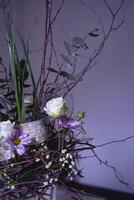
[0,120,14,138]
[44,97,66,118]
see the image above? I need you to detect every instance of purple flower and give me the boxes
[59,115,80,132]
[7,129,32,155]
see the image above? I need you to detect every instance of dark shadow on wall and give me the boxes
[64,181,134,200]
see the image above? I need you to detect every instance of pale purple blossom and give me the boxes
[59,115,80,132]
[7,129,32,155]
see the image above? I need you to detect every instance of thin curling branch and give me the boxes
[50,0,64,26]
[96,135,134,148]
[91,149,129,186]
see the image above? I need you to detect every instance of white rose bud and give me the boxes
[44,97,66,119]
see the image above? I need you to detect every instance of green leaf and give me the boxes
[60,71,76,80]
[0,57,2,64]
[19,35,36,91]
[89,32,99,37]
[72,37,88,49]
[23,84,31,88]
[19,59,29,82]
[64,41,76,56]
[61,54,74,67]
[0,109,8,115]
[47,67,59,73]
[46,82,63,88]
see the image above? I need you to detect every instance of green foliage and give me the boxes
[64,41,76,56]
[89,28,99,37]
[60,71,76,80]
[61,54,74,68]
[72,37,88,49]
[8,23,25,123]
[0,57,2,64]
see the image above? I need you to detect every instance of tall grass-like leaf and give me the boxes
[60,71,76,80]
[19,35,36,91]
[7,19,25,123]
[18,33,38,119]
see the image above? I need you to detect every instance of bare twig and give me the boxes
[96,135,134,148]
[63,0,125,97]
[91,149,129,186]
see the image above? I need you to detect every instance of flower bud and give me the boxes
[77,111,85,120]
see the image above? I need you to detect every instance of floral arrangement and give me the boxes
[0,0,132,199]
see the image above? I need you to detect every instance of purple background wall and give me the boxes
[0,0,134,194]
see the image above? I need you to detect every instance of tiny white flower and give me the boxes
[66,153,70,158]
[69,165,72,169]
[10,185,15,190]
[3,173,7,177]
[46,161,52,169]
[74,170,77,175]
[35,158,40,162]
[43,181,48,186]
[46,154,49,159]
[54,178,58,182]
[61,149,66,154]
[62,157,65,161]
[45,175,49,179]
[71,161,75,166]
[69,155,73,159]
[70,177,73,181]
[49,178,53,184]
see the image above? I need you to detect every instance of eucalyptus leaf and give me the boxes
[0,109,8,115]
[61,54,74,67]
[47,67,59,73]
[46,82,63,88]
[72,37,88,49]
[5,90,15,97]
[0,82,8,88]
[89,32,99,37]
[60,71,76,80]
[89,28,99,37]
[0,79,7,83]
[23,84,31,88]
[0,57,2,64]
[64,41,76,56]
[0,79,9,88]
[0,94,14,108]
